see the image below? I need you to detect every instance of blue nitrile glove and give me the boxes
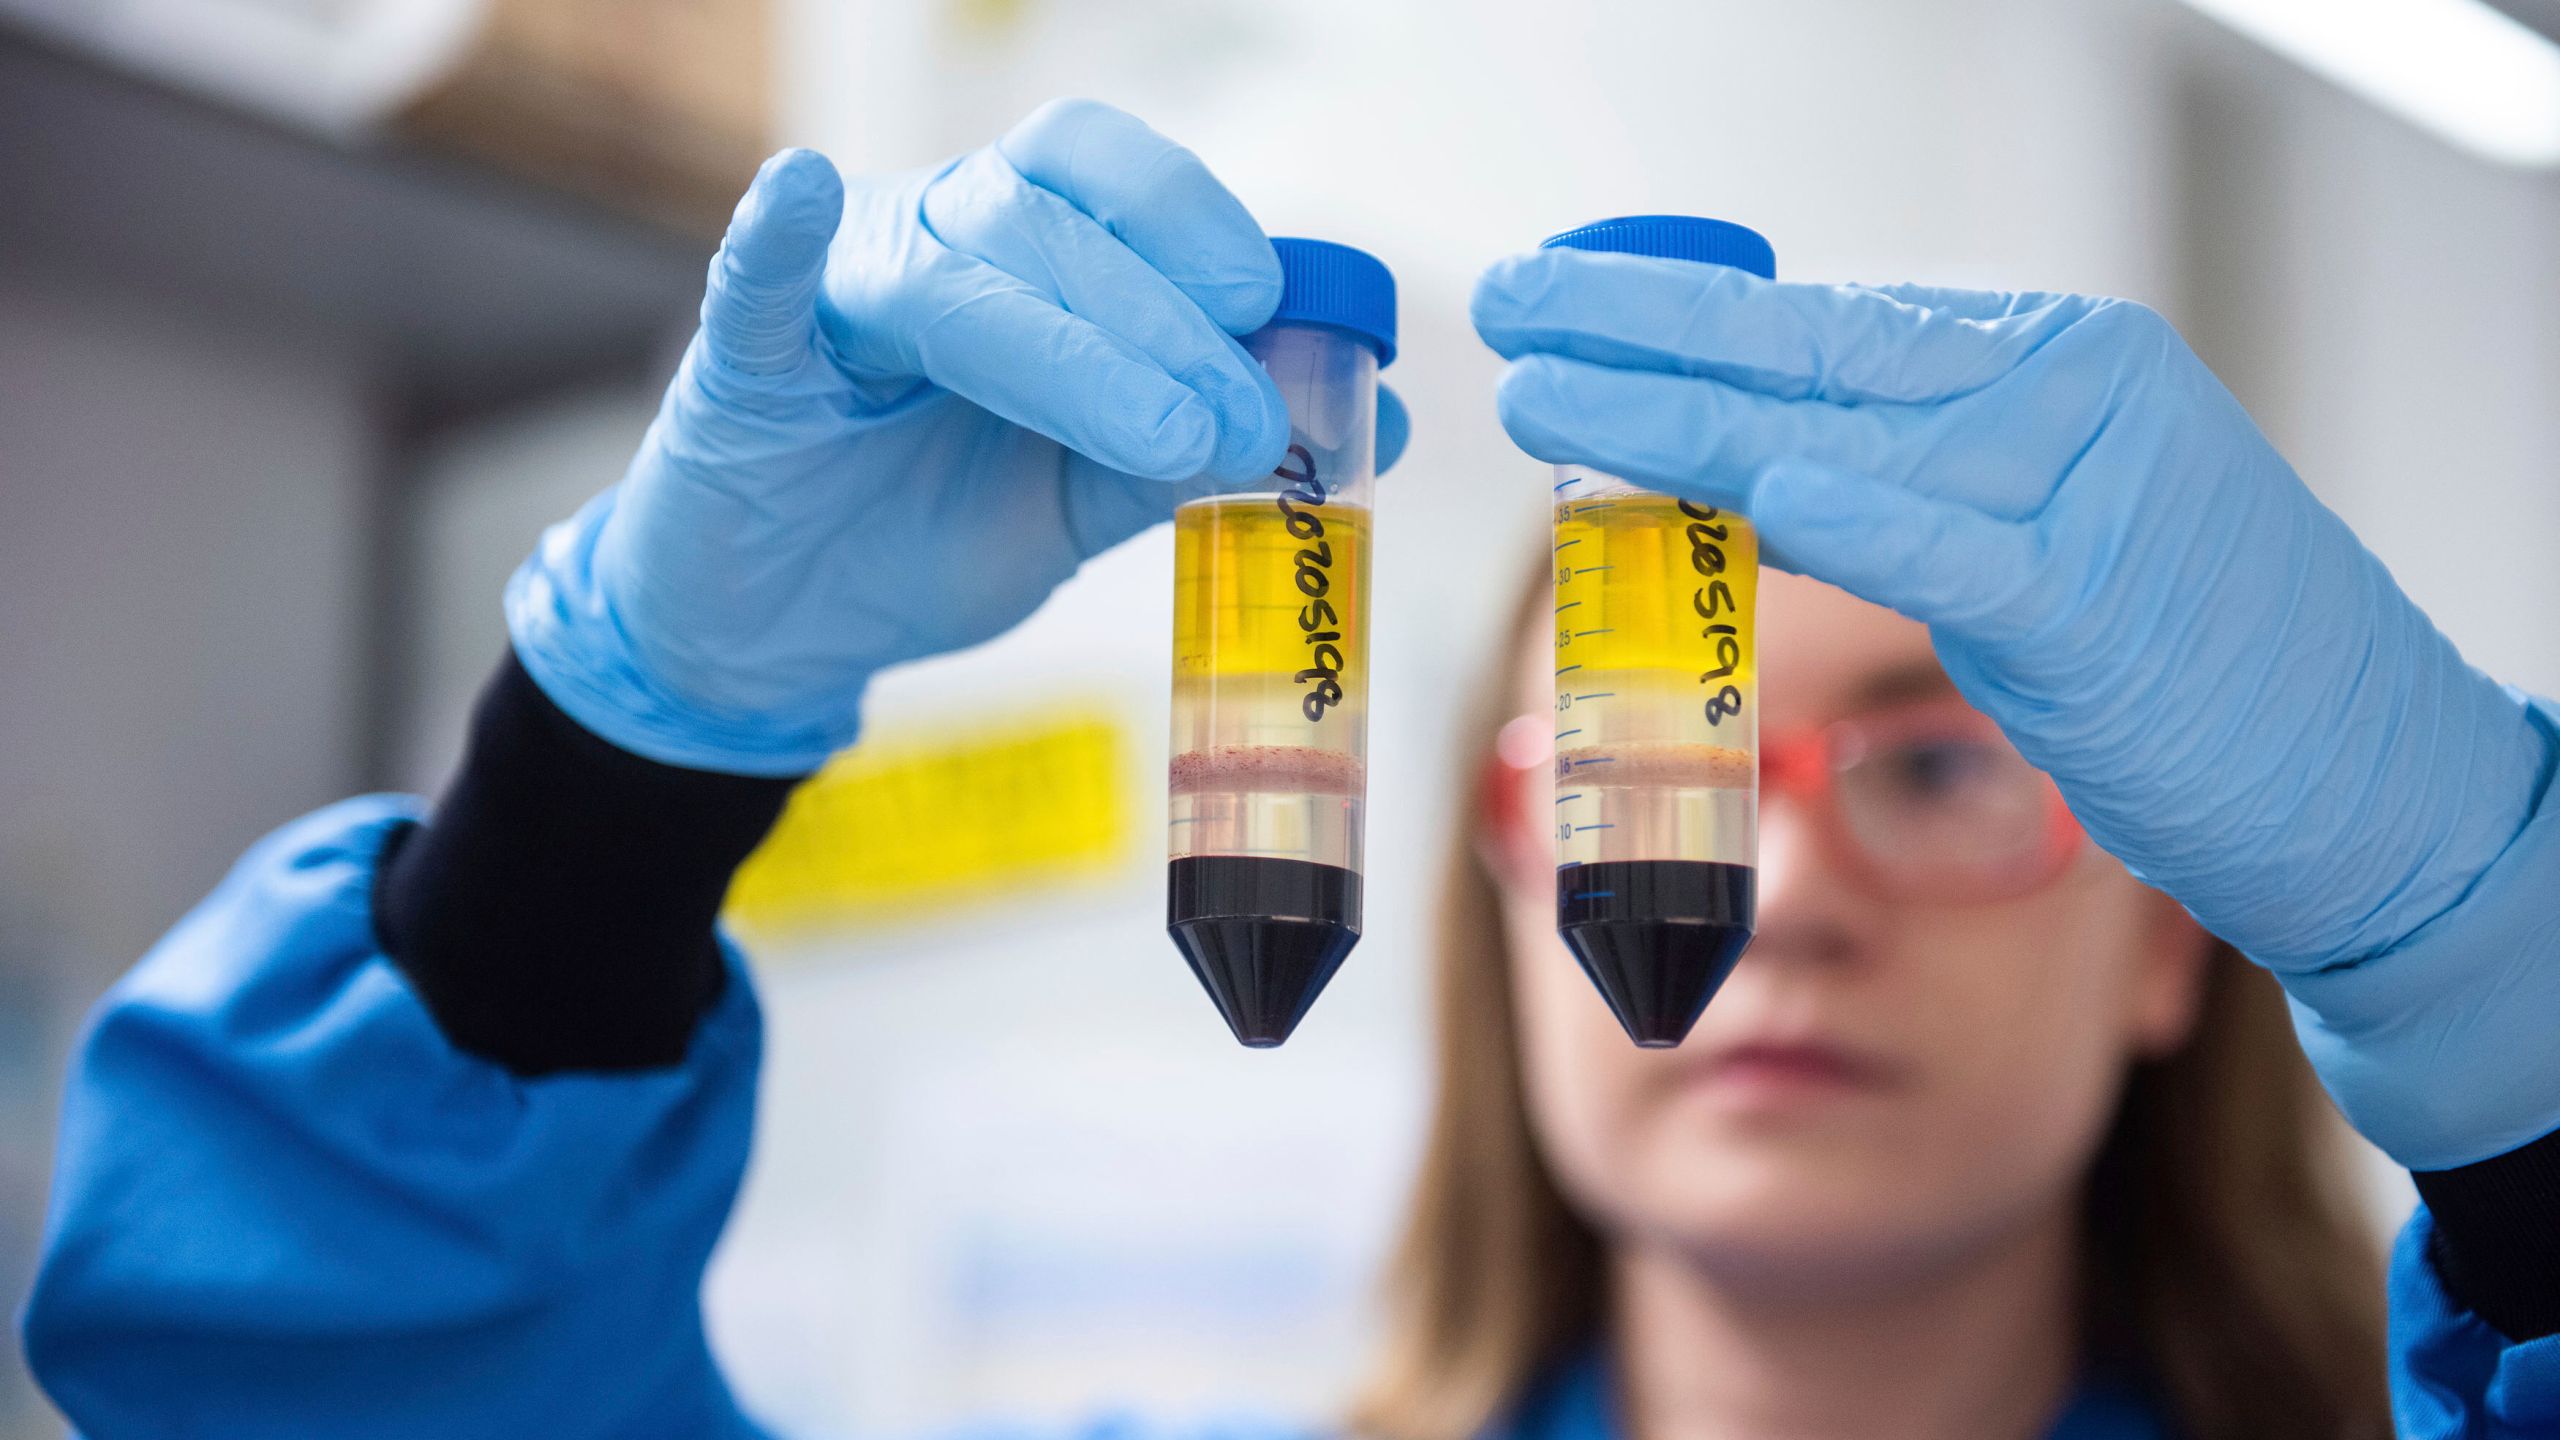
[509,99,1408,778]
[1475,251,2559,1169]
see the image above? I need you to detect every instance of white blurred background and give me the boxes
[5,0,2558,1434]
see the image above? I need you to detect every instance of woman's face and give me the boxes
[1494,571,2210,1293]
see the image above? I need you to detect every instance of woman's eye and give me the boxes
[1884,741,1999,799]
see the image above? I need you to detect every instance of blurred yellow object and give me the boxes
[948,0,1034,39]
[725,705,1135,938]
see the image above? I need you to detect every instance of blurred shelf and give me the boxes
[0,27,710,424]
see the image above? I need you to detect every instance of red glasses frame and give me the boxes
[1482,696,2084,904]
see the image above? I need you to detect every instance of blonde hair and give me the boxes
[1348,571,2391,1440]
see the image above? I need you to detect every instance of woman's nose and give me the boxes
[1748,792,1863,965]
[1757,792,1825,906]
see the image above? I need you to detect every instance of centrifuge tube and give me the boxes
[1544,216,1776,1047]
[1168,238,1397,1047]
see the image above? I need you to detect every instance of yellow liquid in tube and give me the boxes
[1552,489,1759,869]
[1170,494,1370,870]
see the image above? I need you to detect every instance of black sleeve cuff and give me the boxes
[2415,1125,2560,1341]
[372,652,801,1075]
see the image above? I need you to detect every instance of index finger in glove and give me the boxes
[997,99,1283,336]
[901,253,1226,482]
[1492,354,1910,509]
[924,145,1287,484]
[1472,250,2093,405]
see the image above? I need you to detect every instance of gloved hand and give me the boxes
[1474,251,2558,1168]
[509,99,1408,778]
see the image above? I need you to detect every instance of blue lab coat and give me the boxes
[18,797,2560,1438]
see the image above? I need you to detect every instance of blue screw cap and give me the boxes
[1257,237,1397,366]
[1542,215,1777,278]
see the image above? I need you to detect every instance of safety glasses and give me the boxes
[1482,695,2084,904]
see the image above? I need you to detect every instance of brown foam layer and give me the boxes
[1557,742,1754,789]
[1172,744,1367,797]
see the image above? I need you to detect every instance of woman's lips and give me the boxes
[1684,1040,1906,1105]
